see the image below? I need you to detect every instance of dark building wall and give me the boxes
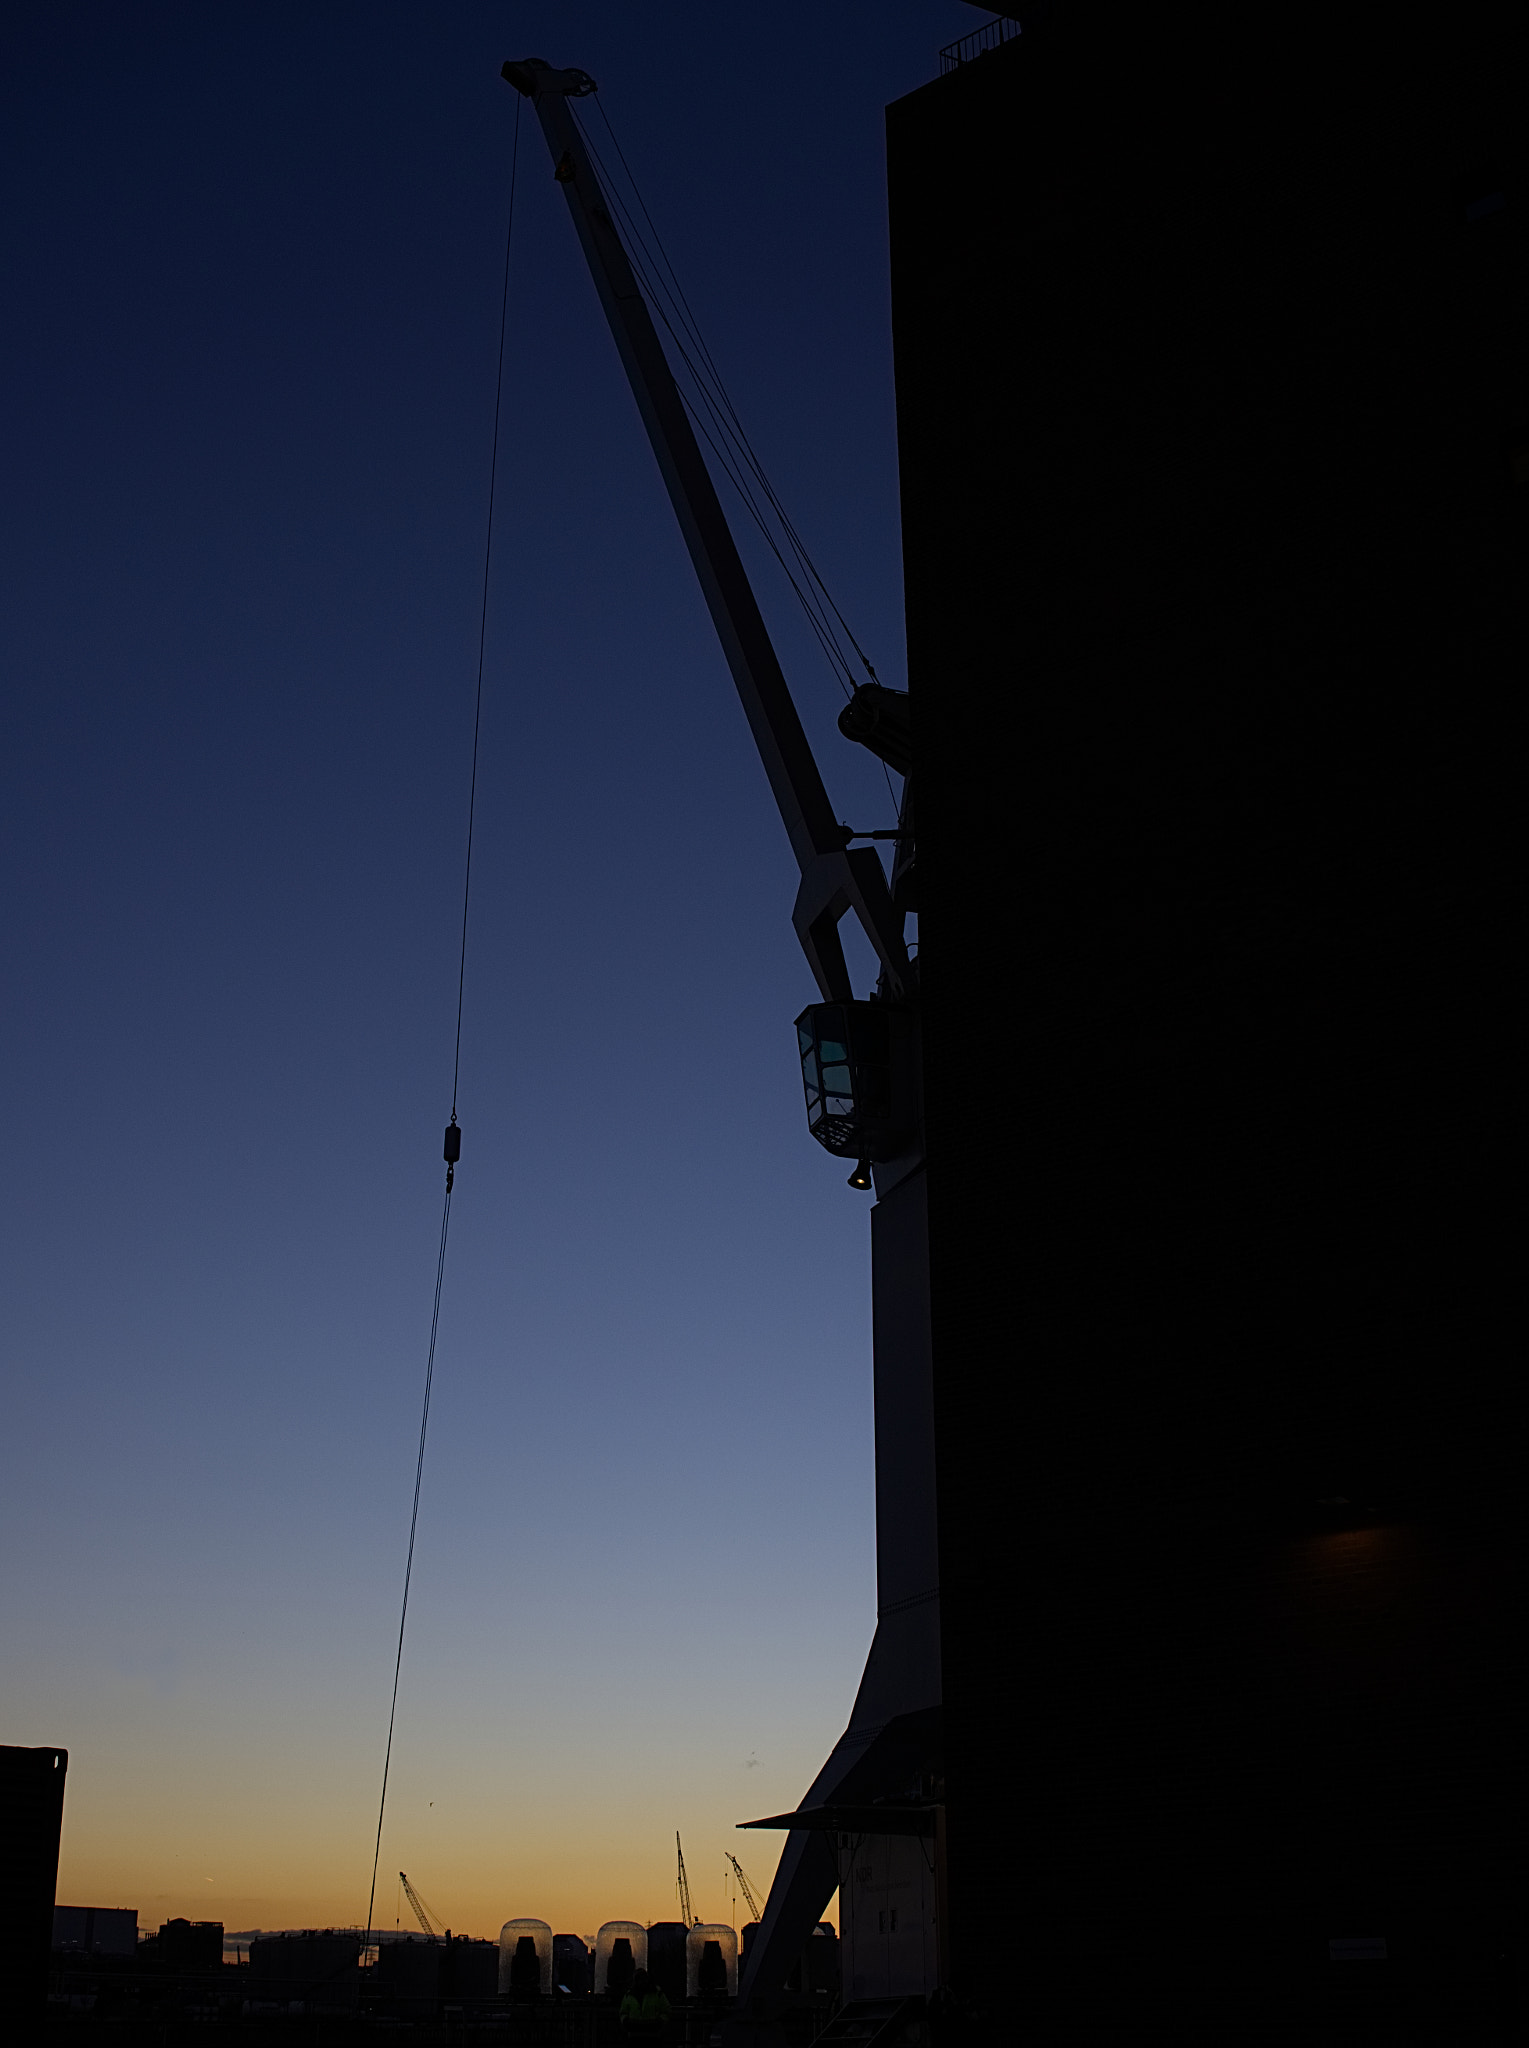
[888,6,1522,2034]
[0,1745,68,2025]
[249,1930,360,2006]
[552,1932,593,1998]
[52,1905,138,1958]
[443,1935,499,2001]
[647,1922,689,2005]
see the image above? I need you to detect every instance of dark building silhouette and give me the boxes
[374,1934,440,2019]
[0,1745,67,2029]
[377,1931,497,2015]
[889,3,1522,2035]
[552,1932,593,1998]
[741,1917,837,2001]
[52,1905,137,1958]
[605,1934,636,2000]
[787,1922,839,2001]
[507,1932,541,1999]
[440,1934,497,2002]
[141,1918,223,1973]
[248,1929,360,2009]
[646,1921,689,2004]
[697,1939,728,2000]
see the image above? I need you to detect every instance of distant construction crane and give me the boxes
[399,1871,444,1939]
[727,1854,765,1925]
[675,1833,696,1928]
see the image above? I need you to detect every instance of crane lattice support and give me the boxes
[727,1853,765,1925]
[676,1832,695,1928]
[399,1871,442,1939]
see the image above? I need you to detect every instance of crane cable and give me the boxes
[575,104,857,694]
[362,92,522,1967]
[573,105,899,722]
[573,100,902,820]
[583,99,870,689]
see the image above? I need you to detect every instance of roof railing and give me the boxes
[939,15,1022,75]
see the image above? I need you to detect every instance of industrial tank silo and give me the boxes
[685,1921,738,2001]
[595,1921,647,1998]
[496,1918,552,1998]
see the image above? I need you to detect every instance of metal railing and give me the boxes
[939,15,1022,75]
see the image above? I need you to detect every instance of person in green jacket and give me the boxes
[619,1967,672,2039]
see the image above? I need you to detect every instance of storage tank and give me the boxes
[595,1921,647,1998]
[645,1921,688,2003]
[497,1918,552,1998]
[686,1922,738,2001]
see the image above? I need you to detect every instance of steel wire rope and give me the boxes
[676,385,858,697]
[649,318,904,814]
[583,116,897,754]
[573,106,893,712]
[361,93,522,1972]
[586,137,858,689]
[574,104,904,820]
[585,154,860,701]
[658,325,908,822]
[662,327,860,697]
[583,100,883,682]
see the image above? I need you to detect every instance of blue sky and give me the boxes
[0,1,975,1938]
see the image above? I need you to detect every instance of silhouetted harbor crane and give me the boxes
[501,53,937,2021]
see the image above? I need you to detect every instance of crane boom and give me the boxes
[398,1871,442,1939]
[501,58,909,1007]
[675,1832,695,1927]
[726,1853,765,1925]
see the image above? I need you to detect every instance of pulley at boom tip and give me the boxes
[501,58,596,100]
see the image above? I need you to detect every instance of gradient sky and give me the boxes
[1,3,977,1944]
